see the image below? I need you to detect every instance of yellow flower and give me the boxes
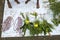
[34,23,38,28]
[25,19,30,24]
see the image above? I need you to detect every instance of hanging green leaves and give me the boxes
[49,0,60,26]
[20,12,54,36]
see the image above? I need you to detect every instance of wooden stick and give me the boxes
[7,0,12,8]
[15,0,20,4]
[25,0,30,4]
[36,0,40,8]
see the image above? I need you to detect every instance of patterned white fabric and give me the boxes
[1,0,60,37]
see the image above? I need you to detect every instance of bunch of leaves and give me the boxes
[20,12,54,36]
[52,18,60,26]
[29,20,43,36]
[49,0,60,26]
[20,13,30,35]
[52,15,60,26]
[31,19,53,36]
[20,13,43,36]
[49,0,56,3]
[30,12,54,35]
[41,19,54,35]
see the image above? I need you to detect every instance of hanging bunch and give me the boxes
[20,12,54,36]
[20,13,33,35]
[31,12,54,36]
[49,0,60,26]
[30,12,43,35]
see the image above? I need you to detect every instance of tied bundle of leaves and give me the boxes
[20,12,43,36]
[49,0,60,26]
[20,13,31,35]
[20,12,54,36]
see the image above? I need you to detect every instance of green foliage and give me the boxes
[20,13,54,36]
[19,0,60,36]
[52,16,60,26]
[20,13,25,19]
[50,2,60,17]
[49,0,60,26]
[49,0,56,3]
[41,19,53,35]
[30,12,38,18]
